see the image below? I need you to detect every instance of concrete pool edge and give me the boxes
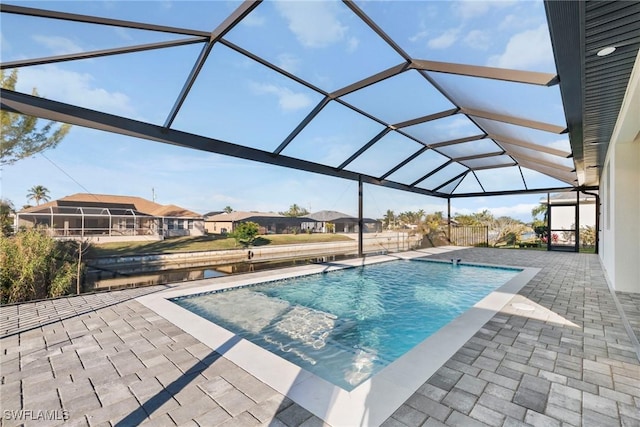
[137,249,539,426]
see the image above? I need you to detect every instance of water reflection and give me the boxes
[83,254,356,291]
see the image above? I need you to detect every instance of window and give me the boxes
[187,220,194,230]
[167,219,174,230]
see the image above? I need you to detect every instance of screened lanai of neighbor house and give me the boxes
[1,1,638,292]
[16,193,205,242]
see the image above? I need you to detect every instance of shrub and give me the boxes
[228,221,259,248]
[0,228,78,304]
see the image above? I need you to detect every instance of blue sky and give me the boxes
[1,0,567,222]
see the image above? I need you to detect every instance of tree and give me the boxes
[420,211,444,235]
[382,210,395,230]
[1,69,71,165]
[0,228,79,303]
[0,199,14,236]
[531,203,547,222]
[491,216,530,246]
[580,225,596,247]
[229,221,259,247]
[26,185,50,206]
[453,213,478,226]
[279,204,309,217]
[223,206,233,213]
[531,203,548,240]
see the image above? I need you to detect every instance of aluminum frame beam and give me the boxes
[163,0,261,128]
[0,37,207,70]
[410,59,559,86]
[462,107,568,134]
[0,4,210,37]
[1,89,445,198]
[488,133,572,157]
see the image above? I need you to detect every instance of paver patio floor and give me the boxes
[1,248,639,426]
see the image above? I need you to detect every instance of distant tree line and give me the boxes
[379,208,531,247]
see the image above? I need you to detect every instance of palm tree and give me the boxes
[26,185,50,206]
[382,210,395,230]
[279,204,309,217]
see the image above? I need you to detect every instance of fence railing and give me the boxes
[447,226,489,247]
[48,227,157,237]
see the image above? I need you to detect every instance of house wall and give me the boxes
[204,220,233,234]
[164,219,205,237]
[600,52,640,293]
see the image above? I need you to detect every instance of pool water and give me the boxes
[172,259,520,390]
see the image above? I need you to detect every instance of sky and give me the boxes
[1,0,570,222]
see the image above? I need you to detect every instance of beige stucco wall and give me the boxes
[204,220,233,234]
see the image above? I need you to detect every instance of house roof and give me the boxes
[19,193,201,218]
[205,211,284,221]
[307,210,379,224]
[540,192,597,204]
[306,210,353,222]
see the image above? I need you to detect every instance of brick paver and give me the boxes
[1,249,639,426]
[384,249,640,427]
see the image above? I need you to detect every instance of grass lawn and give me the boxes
[88,233,354,258]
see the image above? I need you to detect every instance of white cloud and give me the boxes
[428,28,459,49]
[242,12,266,27]
[409,30,428,43]
[452,203,538,220]
[464,29,491,50]
[274,1,348,48]
[347,37,359,53]
[499,13,543,31]
[436,116,477,133]
[32,35,82,55]
[17,65,136,117]
[277,53,301,73]
[0,32,10,53]
[113,27,134,41]
[249,82,313,111]
[487,24,553,70]
[478,203,538,218]
[453,0,515,21]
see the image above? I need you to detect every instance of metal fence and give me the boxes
[447,226,489,247]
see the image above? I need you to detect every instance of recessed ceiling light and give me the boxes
[597,46,616,56]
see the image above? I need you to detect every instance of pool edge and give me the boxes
[137,250,539,426]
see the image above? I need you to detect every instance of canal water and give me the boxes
[83,254,357,291]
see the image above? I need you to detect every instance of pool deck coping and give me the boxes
[137,249,539,426]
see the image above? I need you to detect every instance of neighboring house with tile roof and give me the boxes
[15,193,204,242]
[204,211,315,235]
[303,210,382,234]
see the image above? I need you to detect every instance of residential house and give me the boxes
[16,193,204,242]
[303,210,382,234]
[204,211,314,235]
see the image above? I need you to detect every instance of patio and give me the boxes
[1,248,639,426]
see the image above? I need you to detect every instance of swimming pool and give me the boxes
[138,251,538,426]
[171,259,520,390]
